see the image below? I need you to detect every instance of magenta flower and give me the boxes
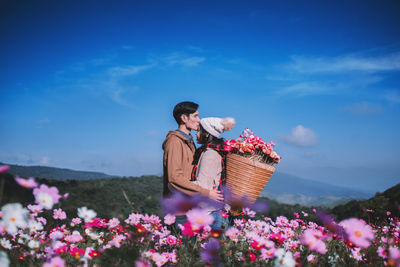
[43,256,65,267]
[53,208,66,220]
[33,184,61,205]
[0,165,9,173]
[15,176,38,188]
[339,218,374,248]
[166,235,177,245]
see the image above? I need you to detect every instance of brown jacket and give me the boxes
[162,131,209,197]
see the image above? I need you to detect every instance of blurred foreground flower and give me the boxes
[43,256,65,267]
[161,190,216,215]
[0,203,28,234]
[339,218,374,248]
[186,208,214,230]
[200,238,221,266]
[33,184,62,209]
[15,176,38,188]
[0,165,9,173]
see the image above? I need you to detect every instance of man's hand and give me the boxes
[208,188,224,202]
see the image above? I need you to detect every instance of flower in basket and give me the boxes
[224,128,281,165]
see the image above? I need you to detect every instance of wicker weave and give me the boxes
[226,153,275,203]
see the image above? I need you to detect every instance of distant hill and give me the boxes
[1,163,373,207]
[331,182,400,222]
[1,162,116,180]
[260,172,371,207]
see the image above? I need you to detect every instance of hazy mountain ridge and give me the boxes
[2,162,373,207]
[1,162,116,180]
[1,163,399,222]
[260,172,371,206]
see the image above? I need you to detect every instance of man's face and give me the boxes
[182,110,200,131]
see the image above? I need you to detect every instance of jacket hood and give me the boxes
[162,130,191,150]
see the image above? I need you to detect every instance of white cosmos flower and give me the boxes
[77,207,97,222]
[0,203,29,234]
[28,240,40,249]
[1,238,12,249]
[35,192,54,210]
[274,248,296,267]
[28,220,43,233]
[0,251,9,267]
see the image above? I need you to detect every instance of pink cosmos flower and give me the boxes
[186,208,214,230]
[260,248,276,259]
[351,247,363,261]
[33,184,61,208]
[108,218,120,228]
[339,218,374,248]
[242,208,256,218]
[43,256,65,267]
[307,254,316,263]
[293,212,299,218]
[135,258,152,267]
[0,165,9,173]
[389,247,400,264]
[66,231,83,243]
[164,214,176,225]
[377,246,388,259]
[28,204,43,214]
[15,176,38,188]
[37,217,47,225]
[300,229,327,254]
[53,208,66,220]
[387,211,391,216]
[71,218,81,224]
[109,234,126,248]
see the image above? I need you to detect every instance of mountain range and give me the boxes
[260,172,372,207]
[2,162,373,207]
[1,162,115,180]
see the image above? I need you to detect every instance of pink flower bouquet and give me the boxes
[224,128,281,165]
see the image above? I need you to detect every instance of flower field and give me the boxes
[0,164,399,267]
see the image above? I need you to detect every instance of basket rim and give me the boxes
[226,153,276,172]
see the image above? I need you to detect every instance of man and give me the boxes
[162,101,223,202]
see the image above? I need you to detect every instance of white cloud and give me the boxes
[37,118,50,128]
[278,82,333,97]
[108,64,154,77]
[110,87,139,108]
[40,157,51,165]
[339,101,383,115]
[383,90,400,104]
[289,52,400,73]
[280,125,318,147]
[162,53,205,67]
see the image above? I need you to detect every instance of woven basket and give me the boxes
[225,153,275,204]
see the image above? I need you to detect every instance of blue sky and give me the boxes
[1,0,399,193]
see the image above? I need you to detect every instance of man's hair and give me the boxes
[173,101,199,125]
